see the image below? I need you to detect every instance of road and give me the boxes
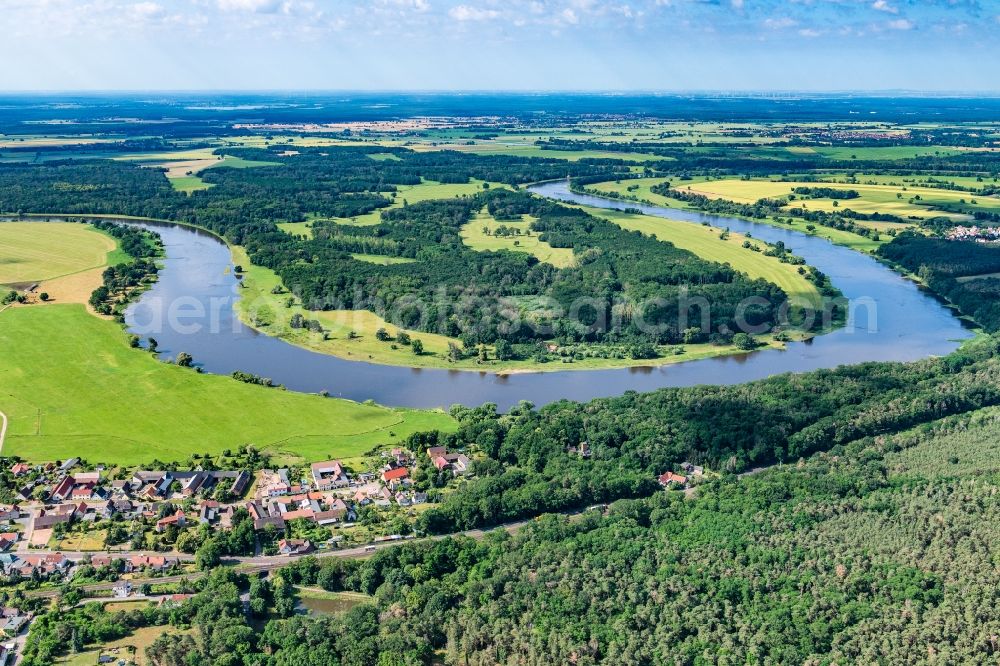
[22,518,533,600]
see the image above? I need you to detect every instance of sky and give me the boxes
[3,0,999,91]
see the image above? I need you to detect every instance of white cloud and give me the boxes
[798,28,821,37]
[217,0,282,13]
[731,0,744,8]
[131,2,165,18]
[448,4,499,21]
[561,8,579,24]
[764,17,796,29]
[887,18,913,30]
[872,0,897,13]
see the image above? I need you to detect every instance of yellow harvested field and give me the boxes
[678,178,990,220]
[0,222,115,287]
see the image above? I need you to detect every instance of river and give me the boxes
[122,181,972,409]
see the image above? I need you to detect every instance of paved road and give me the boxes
[23,518,533,599]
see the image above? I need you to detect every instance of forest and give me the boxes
[878,233,1000,332]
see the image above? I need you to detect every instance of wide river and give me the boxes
[123,181,972,409]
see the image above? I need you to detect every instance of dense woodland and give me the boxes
[878,233,1000,332]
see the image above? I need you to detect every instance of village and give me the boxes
[0,440,704,664]
[0,445,477,584]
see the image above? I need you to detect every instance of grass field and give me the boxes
[349,253,417,266]
[0,304,454,465]
[575,205,824,309]
[54,625,194,665]
[0,222,116,288]
[460,208,575,268]
[279,179,497,231]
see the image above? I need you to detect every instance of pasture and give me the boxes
[0,304,454,465]
[460,208,576,268]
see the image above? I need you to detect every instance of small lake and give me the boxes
[120,182,972,410]
[297,591,370,615]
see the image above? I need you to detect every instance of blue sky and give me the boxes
[4,0,999,91]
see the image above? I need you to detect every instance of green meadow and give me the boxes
[460,208,576,268]
[575,205,824,309]
[0,304,454,465]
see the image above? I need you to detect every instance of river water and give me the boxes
[122,181,972,409]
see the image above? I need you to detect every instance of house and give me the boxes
[59,458,80,473]
[426,446,447,459]
[381,467,410,485]
[71,484,97,501]
[155,509,186,533]
[74,471,101,484]
[311,460,350,490]
[657,471,688,487]
[0,506,22,522]
[314,499,351,525]
[49,476,76,502]
[0,612,28,638]
[258,469,291,497]
[127,555,177,573]
[680,462,705,476]
[33,511,72,530]
[158,594,193,607]
[9,463,30,477]
[199,500,220,524]
[112,580,132,598]
[229,471,251,497]
[90,555,114,569]
[446,453,471,475]
[181,472,209,497]
[0,534,17,552]
[14,553,72,577]
[278,538,314,556]
[395,492,411,507]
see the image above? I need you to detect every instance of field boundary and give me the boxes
[0,409,8,455]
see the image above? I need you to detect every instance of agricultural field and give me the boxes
[580,177,890,252]
[575,205,824,309]
[0,304,454,465]
[0,222,120,302]
[460,208,576,268]
[116,147,280,193]
[675,177,996,220]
